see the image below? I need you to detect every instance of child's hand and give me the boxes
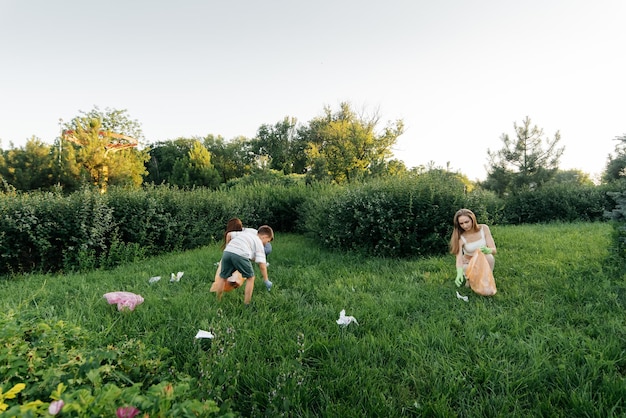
[265,280,273,291]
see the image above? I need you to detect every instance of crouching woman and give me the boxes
[450,208,497,288]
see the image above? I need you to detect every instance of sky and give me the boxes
[1,0,624,181]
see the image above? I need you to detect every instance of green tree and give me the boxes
[74,106,144,141]
[253,117,299,173]
[171,140,220,188]
[0,137,56,191]
[63,114,148,191]
[301,103,404,183]
[145,138,196,184]
[603,134,626,183]
[50,137,82,192]
[550,169,594,186]
[485,116,564,195]
[203,135,256,183]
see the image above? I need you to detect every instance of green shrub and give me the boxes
[300,173,465,257]
[224,182,311,233]
[0,187,118,275]
[605,183,626,267]
[0,174,615,275]
[502,183,611,224]
[0,310,225,417]
[463,188,506,225]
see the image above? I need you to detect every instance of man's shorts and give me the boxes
[220,251,254,279]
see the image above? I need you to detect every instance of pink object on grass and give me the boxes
[103,291,144,311]
[117,406,141,418]
[48,399,64,415]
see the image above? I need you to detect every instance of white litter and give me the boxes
[148,276,161,284]
[336,309,359,326]
[456,291,469,302]
[195,330,214,339]
[170,271,184,282]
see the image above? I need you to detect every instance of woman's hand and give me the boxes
[455,267,464,287]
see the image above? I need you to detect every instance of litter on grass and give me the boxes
[195,330,214,339]
[337,309,359,326]
[456,291,469,302]
[103,291,144,311]
[148,276,161,284]
[170,271,184,282]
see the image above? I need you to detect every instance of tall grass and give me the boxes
[1,222,624,417]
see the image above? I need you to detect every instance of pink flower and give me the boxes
[48,400,64,415]
[116,406,141,418]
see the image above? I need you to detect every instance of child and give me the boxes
[214,225,274,305]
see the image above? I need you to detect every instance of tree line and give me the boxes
[1,105,624,195]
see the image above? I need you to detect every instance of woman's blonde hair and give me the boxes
[449,208,480,254]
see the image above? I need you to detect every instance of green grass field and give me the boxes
[1,222,624,417]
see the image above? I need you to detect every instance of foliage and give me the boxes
[171,140,221,188]
[0,181,318,274]
[0,186,117,274]
[145,138,196,185]
[549,169,595,186]
[1,173,619,275]
[203,135,257,184]
[147,138,221,188]
[67,106,145,142]
[301,172,465,257]
[500,183,617,224]
[62,117,149,192]
[462,187,507,225]
[605,181,626,265]
[485,116,564,196]
[224,169,305,189]
[301,102,405,183]
[253,117,304,174]
[603,133,626,183]
[0,137,56,191]
[0,310,224,417]
[0,223,623,416]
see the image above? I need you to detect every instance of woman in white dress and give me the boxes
[449,208,497,287]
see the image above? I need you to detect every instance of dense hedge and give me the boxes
[0,175,621,275]
[605,185,626,267]
[0,183,311,275]
[501,183,616,224]
[299,173,466,257]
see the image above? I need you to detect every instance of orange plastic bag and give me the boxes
[210,262,244,293]
[465,251,497,296]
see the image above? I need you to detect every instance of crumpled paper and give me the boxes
[336,309,359,326]
[103,291,144,311]
[195,330,214,339]
[456,291,469,302]
[148,276,161,284]
[170,271,184,282]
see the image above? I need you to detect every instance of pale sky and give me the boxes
[1,0,624,181]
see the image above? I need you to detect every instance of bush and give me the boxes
[0,310,224,417]
[108,185,234,254]
[224,182,311,233]
[605,182,626,267]
[0,187,118,275]
[300,173,465,257]
[463,188,506,225]
[0,174,616,275]
[0,182,316,275]
[502,183,612,224]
